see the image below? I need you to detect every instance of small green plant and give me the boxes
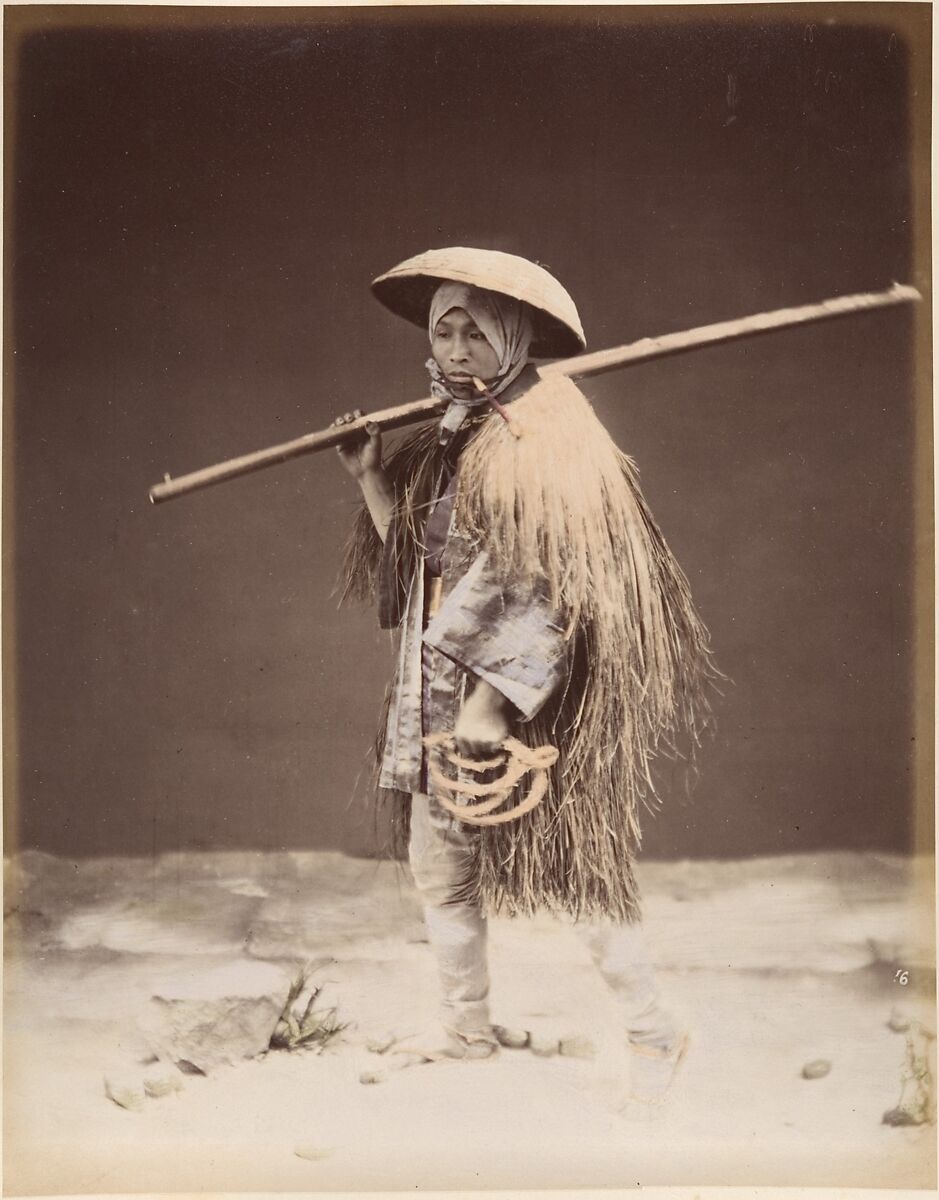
[883,1020,936,1127]
[270,969,347,1054]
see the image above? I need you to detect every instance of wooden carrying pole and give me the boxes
[148,282,919,505]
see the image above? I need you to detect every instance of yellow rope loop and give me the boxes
[422,733,559,826]
[503,736,559,770]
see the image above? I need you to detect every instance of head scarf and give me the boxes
[426,282,533,443]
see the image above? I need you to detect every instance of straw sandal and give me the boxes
[389,1025,500,1065]
[619,1031,690,1120]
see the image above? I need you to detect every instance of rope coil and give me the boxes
[423,732,559,826]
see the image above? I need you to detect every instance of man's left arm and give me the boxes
[423,552,569,752]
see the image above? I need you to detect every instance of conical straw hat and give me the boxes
[371,246,586,358]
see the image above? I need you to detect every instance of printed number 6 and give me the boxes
[895,969,909,985]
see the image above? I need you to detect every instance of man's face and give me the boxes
[431,308,501,399]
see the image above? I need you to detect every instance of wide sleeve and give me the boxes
[422,551,569,722]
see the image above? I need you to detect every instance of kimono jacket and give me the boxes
[376,448,569,800]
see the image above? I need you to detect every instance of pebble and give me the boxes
[294,1144,334,1161]
[882,1105,926,1127]
[366,1033,396,1055]
[103,1074,146,1111]
[529,1034,559,1058]
[176,1059,207,1075]
[887,1006,912,1033]
[143,1072,184,1099]
[559,1035,596,1059]
[801,1059,831,1080]
[493,1025,530,1049]
[359,1069,387,1085]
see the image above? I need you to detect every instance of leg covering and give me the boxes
[577,920,681,1051]
[408,792,493,1042]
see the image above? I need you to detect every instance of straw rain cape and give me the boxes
[342,371,717,923]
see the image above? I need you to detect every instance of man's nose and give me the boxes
[449,335,470,362]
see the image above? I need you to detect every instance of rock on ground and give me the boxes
[142,959,293,1073]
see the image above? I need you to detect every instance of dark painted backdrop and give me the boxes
[4,5,931,860]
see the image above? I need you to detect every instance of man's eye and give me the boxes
[469,331,485,340]
[434,330,450,339]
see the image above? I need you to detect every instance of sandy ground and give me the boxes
[3,848,936,1195]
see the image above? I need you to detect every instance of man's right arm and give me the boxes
[357,464,394,543]
[333,409,394,542]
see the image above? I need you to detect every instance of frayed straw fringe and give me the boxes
[339,420,441,608]
[341,374,719,923]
